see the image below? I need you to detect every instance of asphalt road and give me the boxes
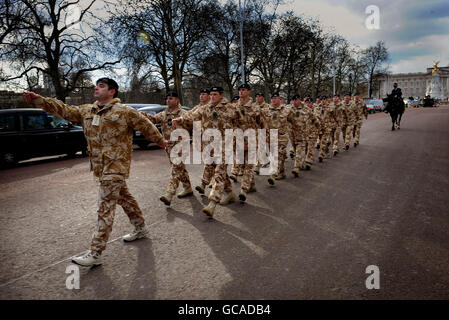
[0,106,448,300]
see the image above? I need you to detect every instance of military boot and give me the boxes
[248,183,257,193]
[292,168,300,178]
[254,166,260,175]
[305,164,311,171]
[220,192,236,205]
[195,183,206,194]
[229,174,238,182]
[160,192,175,206]
[274,172,286,180]
[239,190,247,202]
[354,142,358,147]
[333,150,338,156]
[268,175,275,185]
[177,186,193,198]
[318,156,323,163]
[202,200,217,218]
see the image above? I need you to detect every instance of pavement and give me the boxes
[0,106,448,299]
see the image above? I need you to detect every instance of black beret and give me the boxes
[290,93,301,100]
[255,92,264,97]
[200,88,210,94]
[344,92,352,97]
[333,94,340,97]
[305,97,313,102]
[166,91,179,98]
[271,92,280,98]
[354,92,360,96]
[231,95,240,102]
[210,86,224,93]
[238,83,251,90]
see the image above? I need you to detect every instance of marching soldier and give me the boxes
[352,92,368,147]
[261,92,290,184]
[24,78,167,267]
[254,92,270,175]
[343,93,357,150]
[173,86,240,218]
[303,97,321,170]
[142,91,193,206]
[192,89,216,195]
[233,84,262,202]
[287,94,307,177]
[327,94,341,156]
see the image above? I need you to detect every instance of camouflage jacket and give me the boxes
[260,104,290,139]
[326,102,339,129]
[287,105,308,141]
[235,98,263,131]
[313,102,327,132]
[33,96,164,181]
[303,106,321,136]
[353,100,368,122]
[342,100,357,126]
[144,104,192,150]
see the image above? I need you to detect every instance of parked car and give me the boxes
[0,108,87,166]
[132,105,191,149]
[363,98,381,114]
[126,103,162,110]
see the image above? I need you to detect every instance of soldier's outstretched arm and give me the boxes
[173,107,201,126]
[24,91,82,123]
[127,107,166,148]
[140,111,159,124]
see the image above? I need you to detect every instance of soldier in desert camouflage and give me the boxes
[142,91,193,206]
[260,92,290,185]
[24,78,167,267]
[352,92,368,147]
[173,86,240,218]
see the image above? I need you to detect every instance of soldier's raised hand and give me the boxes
[24,91,39,103]
[161,140,169,149]
[172,118,180,126]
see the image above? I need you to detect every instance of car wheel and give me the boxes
[1,152,18,167]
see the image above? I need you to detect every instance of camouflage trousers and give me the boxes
[353,121,362,144]
[239,149,256,191]
[319,127,337,158]
[166,149,191,193]
[209,164,233,203]
[201,164,215,186]
[305,134,318,165]
[292,137,306,169]
[345,125,354,147]
[91,180,145,254]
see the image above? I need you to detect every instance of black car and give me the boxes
[132,105,191,149]
[0,108,87,166]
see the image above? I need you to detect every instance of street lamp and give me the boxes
[239,0,246,83]
[332,49,336,96]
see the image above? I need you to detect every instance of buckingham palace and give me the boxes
[373,64,449,100]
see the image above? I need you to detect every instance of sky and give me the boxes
[279,0,449,73]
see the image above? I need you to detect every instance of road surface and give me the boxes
[0,106,448,299]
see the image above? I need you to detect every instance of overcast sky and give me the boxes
[279,0,449,73]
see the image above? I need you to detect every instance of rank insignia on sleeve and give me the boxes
[296,111,299,117]
[273,113,277,120]
[213,111,218,120]
[167,118,172,126]
[241,109,245,116]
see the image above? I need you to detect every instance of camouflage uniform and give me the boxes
[319,101,338,159]
[352,99,368,145]
[287,102,308,170]
[314,101,327,156]
[181,97,240,203]
[260,104,290,175]
[144,104,192,194]
[343,101,357,148]
[234,98,263,191]
[254,102,270,171]
[304,105,320,166]
[33,95,164,254]
[335,101,349,151]
[192,102,215,187]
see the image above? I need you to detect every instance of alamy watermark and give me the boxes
[168,122,279,176]
[66,264,80,290]
[365,5,380,30]
[365,265,380,290]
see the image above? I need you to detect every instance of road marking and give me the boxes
[0,219,165,288]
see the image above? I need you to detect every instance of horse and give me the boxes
[382,94,405,130]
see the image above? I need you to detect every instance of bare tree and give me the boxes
[0,0,120,101]
[362,41,389,98]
